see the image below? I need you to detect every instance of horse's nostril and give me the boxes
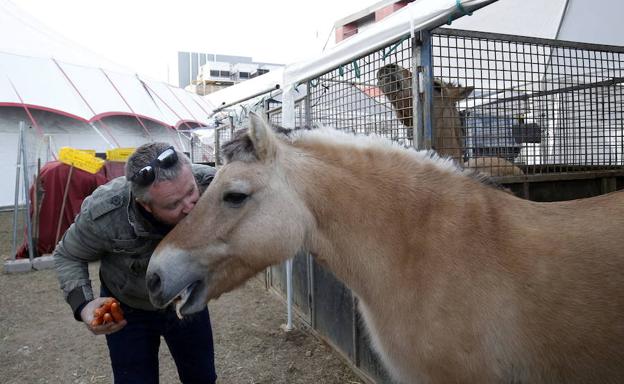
[147,272,162,294]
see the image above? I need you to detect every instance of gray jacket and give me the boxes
[54,164,215,320]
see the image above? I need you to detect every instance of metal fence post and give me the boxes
[412,34,423,150]
[20,122,35,262]
[10,123,24,261]
[303,86,316,327]
[214,127,221,167]
[419,29,434,151]
[282,83,297,331]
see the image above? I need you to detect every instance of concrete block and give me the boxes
[32,255,55,271]
[3,259,32,273]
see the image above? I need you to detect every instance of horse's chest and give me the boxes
[357,302,420,383]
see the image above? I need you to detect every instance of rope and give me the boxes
[165,86,201,130]
[7,77,44,137]
[100,69,153,140]
[382,35,409,60]
[141,80,196,135]
[447,0,473,25]
[338,60,362,78]
[353,60,361,78]
[52,59,121,147]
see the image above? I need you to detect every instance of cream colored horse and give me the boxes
[147,113,624,384]
[377,63,524,177]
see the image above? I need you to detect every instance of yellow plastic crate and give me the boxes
[106,147,136,162]
[58,147,105,174]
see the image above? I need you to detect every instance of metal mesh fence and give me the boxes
[432,28,624,176]
[267,100,306,128]
[214,28,624,180]
[213,125,236,165]
[189,133,216,164]
[307,36,414,146]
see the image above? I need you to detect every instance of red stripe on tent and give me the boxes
[91,111,170,127]
[100,69,153,140]
[175,120,202,129]
[0,102,88,122]
[0,102,183,130]
[52,59,121,147]
[6,78,44,137]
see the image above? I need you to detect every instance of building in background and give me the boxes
[334,0,414,42]
[178,52,283,95]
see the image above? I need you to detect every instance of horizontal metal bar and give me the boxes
[211,86,282,114]
[475,77,624,106]
[433,27,624,54]
[494,169,624,184]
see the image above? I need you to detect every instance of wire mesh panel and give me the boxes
[308,36,415,146]
[189,133,216,164]
[213,125,236,165]
[267,100,306,128]
[431,28,624,177]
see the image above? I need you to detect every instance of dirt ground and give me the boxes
[0,210,364,384]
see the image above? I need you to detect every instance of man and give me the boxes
[54,142,217,384]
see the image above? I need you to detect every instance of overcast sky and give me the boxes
[11,0,375,85]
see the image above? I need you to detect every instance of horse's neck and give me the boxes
[288,141,497,304]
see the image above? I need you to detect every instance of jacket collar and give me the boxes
[127,192,172,239]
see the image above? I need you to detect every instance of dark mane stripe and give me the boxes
[221,128,254,162]
[221,122,309,163]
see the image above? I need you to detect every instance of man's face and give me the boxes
[139,165,200,226]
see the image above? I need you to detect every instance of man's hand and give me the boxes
[80,297,127,335]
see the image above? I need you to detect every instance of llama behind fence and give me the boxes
[377,63,524,177]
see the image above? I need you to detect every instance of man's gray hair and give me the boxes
[125,142,191,203]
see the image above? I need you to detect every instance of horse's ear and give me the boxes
[248,112,278,162]
[444,85,474,101]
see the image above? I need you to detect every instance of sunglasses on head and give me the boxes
[130,146,178,186]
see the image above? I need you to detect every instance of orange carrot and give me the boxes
[110,302,124,322]
[94,307,105,318]
[103,313,113,324]
[91,315,104,327]
[101,302,112,314]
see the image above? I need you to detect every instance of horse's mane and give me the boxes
[221,123,304,163]
[221,127,506,190]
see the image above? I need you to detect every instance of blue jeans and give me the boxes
[101,287,217,384]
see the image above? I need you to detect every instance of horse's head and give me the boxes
[377,64,473,155]
[377,63,412,97]
[377,63,414,132]
[431,79,473,161]
[146,113,312,317]
[432,79,473,104]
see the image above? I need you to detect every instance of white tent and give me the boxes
[452,0,624,46]
[0,0,216,207]
[0,0,214,127]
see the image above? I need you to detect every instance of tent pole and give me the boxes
[32,158,41,255]
[89,122,115,149]
[55,165,74,245]
[21,125,35,263]
[10,123,24,261]
[554,0,571,41]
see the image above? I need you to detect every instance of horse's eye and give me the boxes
[223,192,248,206]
